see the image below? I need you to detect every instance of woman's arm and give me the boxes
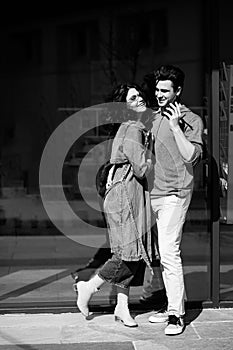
[123,125,153,178]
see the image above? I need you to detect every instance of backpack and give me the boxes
[95,161,114,198]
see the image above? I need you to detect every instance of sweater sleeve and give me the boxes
[123,125,152,178]
[183,115,204,166]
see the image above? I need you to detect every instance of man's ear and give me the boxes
[176,86,182,97]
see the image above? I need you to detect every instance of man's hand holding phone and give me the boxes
[162,102,182,132]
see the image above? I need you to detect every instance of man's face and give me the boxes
[155,80,181,108]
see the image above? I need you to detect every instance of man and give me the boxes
[143,65,204,335]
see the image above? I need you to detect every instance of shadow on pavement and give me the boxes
[185,308,203,325]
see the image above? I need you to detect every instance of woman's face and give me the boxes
[126,88,147,113]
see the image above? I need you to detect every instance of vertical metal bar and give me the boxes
[205,0,220,307]
[210,70,220,307]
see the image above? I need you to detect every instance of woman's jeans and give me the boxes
[151,193,192,317]
[98,254,146,289]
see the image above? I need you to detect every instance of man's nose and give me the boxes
[157,90,162,98]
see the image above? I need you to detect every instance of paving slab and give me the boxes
[0,309,233,349]
[0,343,134,350]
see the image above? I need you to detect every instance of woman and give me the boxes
[74,83,156,327]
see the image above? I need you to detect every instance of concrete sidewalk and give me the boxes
[0,308,233,349]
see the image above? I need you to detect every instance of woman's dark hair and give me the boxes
[104,82,150,127]
[106,82,149,105]
[141,72,158,109]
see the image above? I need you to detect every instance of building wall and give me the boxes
[0,0,205,191]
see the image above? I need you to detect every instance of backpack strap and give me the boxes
[106,163,131,191]
[106,164,116,190]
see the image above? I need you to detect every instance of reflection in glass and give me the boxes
[219,63,233,301]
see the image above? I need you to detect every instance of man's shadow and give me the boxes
[184,153,222,325]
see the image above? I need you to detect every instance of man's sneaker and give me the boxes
[148,309,169,323]
[164,315,184,335]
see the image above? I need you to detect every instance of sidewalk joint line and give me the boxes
[193,320,233,323]
[207,336,233,340]
[191,323,202,339]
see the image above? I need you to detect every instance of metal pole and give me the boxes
[205,0,220,308]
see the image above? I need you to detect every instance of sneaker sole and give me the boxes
[165,323,184,336]
[149,317,168,323]
[148,310,168,323]
[165,328,184,336]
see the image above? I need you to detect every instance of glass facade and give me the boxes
[219,64,233,302]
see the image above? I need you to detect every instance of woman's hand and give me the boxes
[145,131,155,160]
[148,132,155,152]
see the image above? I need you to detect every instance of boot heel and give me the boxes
[114,313,138,327]
[71,271,79,283]
[73,283,78,293]
[114,316,120,322]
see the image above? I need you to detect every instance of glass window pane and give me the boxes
[219,63,233,301]
[182,140,211,302]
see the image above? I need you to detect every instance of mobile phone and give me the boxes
[162,96,178,119]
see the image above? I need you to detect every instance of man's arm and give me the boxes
[170,125,195,161]
[163,102,203,164]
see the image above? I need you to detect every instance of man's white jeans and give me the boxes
[151,192,192,317]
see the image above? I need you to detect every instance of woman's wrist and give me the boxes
[171,125,181,133]
[145,159,152,175]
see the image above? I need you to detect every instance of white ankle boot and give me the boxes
[75,275,104,317]
[114,287,138,327]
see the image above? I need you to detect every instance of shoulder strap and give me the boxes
[106,164,116,190]
[122,163,131,180]
[106,163,131,190]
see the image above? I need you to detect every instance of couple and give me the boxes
[74,65,204,336]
